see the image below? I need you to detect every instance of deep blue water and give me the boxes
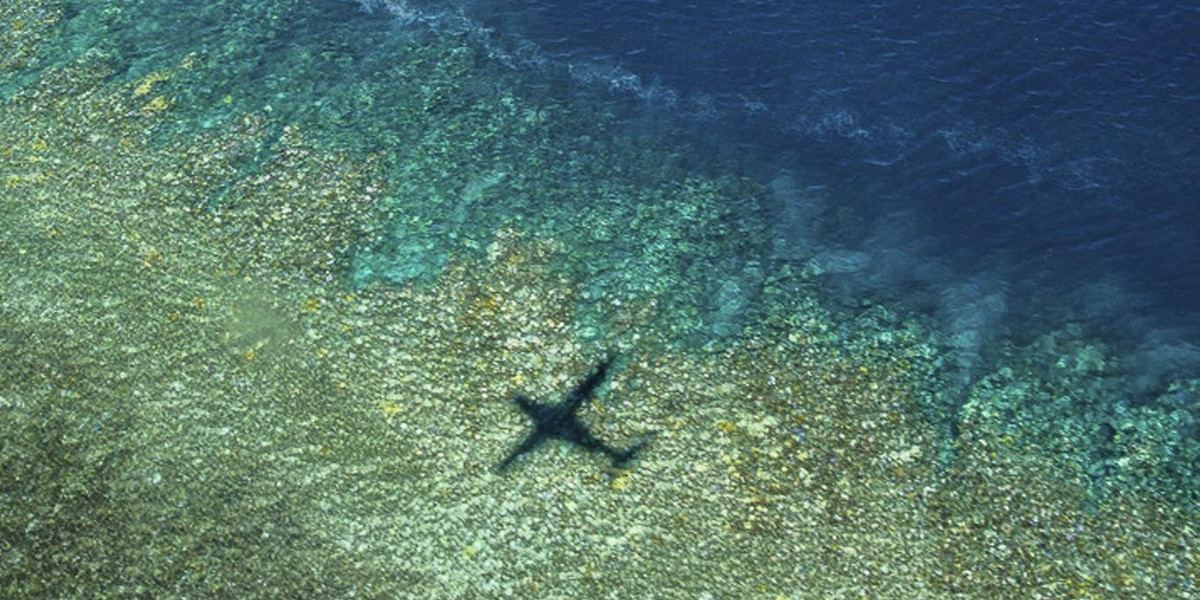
[381,0,1200,384]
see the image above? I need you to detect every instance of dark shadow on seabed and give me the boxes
[496,356,650,473]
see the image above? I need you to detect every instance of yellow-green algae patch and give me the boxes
[0,6,1196,600]
[0,1,59,76]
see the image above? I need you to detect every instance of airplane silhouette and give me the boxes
[496,356,648,473]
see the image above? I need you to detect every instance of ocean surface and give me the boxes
[432,0,1200,387]
[2,0,1198,597]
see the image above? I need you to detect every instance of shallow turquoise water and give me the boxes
[1,1,1198,597]
[8,0,1199,519]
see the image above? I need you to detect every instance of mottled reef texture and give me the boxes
[1,2,1196,599]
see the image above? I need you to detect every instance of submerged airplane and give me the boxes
[496,356,648,473]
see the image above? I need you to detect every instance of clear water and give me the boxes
[452,0,1200,379]
[2,0,1198,596]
